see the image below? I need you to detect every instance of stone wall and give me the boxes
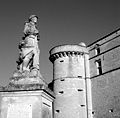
[50,44,92,118]
[0,90,54,118]
[91,70,120,118]
[88,29,120,118]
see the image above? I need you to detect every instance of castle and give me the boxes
[0,16,120,118]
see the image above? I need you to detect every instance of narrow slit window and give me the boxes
[109,109,114,113]
[59,91,64,94]
[78,76,82,78]
[92,111,95,115]
[60,60,64,62]
[81,105,85,107]
[61,79,65,81]
[77,89,83,91]
[56,110,60,113]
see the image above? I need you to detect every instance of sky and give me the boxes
[0,0,119,86]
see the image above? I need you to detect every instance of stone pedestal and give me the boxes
[0,89,54,118]
[0,15,55,118]
[0,66,55,118]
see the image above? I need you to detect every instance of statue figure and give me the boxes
[15,15,40,77]
[23,15,39,38]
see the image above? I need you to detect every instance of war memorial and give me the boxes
[0,15,54,118]
[0,15,120,118]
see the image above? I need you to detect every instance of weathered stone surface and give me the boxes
[0,15,55,118]
[11,15,43,85]
[0,90,54,118]
[49,44,92,118]
[88,29,120,118]
[10,76,45,85]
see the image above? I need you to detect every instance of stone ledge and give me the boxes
[10,76,46,85]
[0,83,55,98]
[0,83,46,91]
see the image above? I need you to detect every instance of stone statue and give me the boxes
[14,15,41,77]
[23,15,39,37]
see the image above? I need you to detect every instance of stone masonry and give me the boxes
[88,28,120,118]
[0,15,120,118]
[49,44,92,118]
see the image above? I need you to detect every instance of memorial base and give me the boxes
[0,89,54,118]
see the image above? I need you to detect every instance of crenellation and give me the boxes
[50,50,85,64]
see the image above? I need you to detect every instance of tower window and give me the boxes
[61,79,65,81]
[92,111,95,115]
[59,91,64,94]
[78,76,82,78]
[77,89,83,91]
[60,60,64,62]
[81,105,85,107]
[94,44,100,55]
[95,59,102,75]
[56,110,60,113]
[109,109,114,113]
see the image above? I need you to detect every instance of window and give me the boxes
[81,105,85,107]
[60,60,64,62]
[56,110,60,113]
[94,44,100,55]
[77,89,83,91]
[95,59,102,75]
[59,91,64,94]
[61,79,65,81]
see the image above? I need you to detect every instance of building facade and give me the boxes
[88,28,120,118]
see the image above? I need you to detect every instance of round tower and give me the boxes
[49,44,92,118]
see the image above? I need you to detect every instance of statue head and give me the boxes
[29,15,38,23]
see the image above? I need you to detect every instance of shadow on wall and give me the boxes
[42,107,52,118]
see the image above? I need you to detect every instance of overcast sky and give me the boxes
[0,0,119,86]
